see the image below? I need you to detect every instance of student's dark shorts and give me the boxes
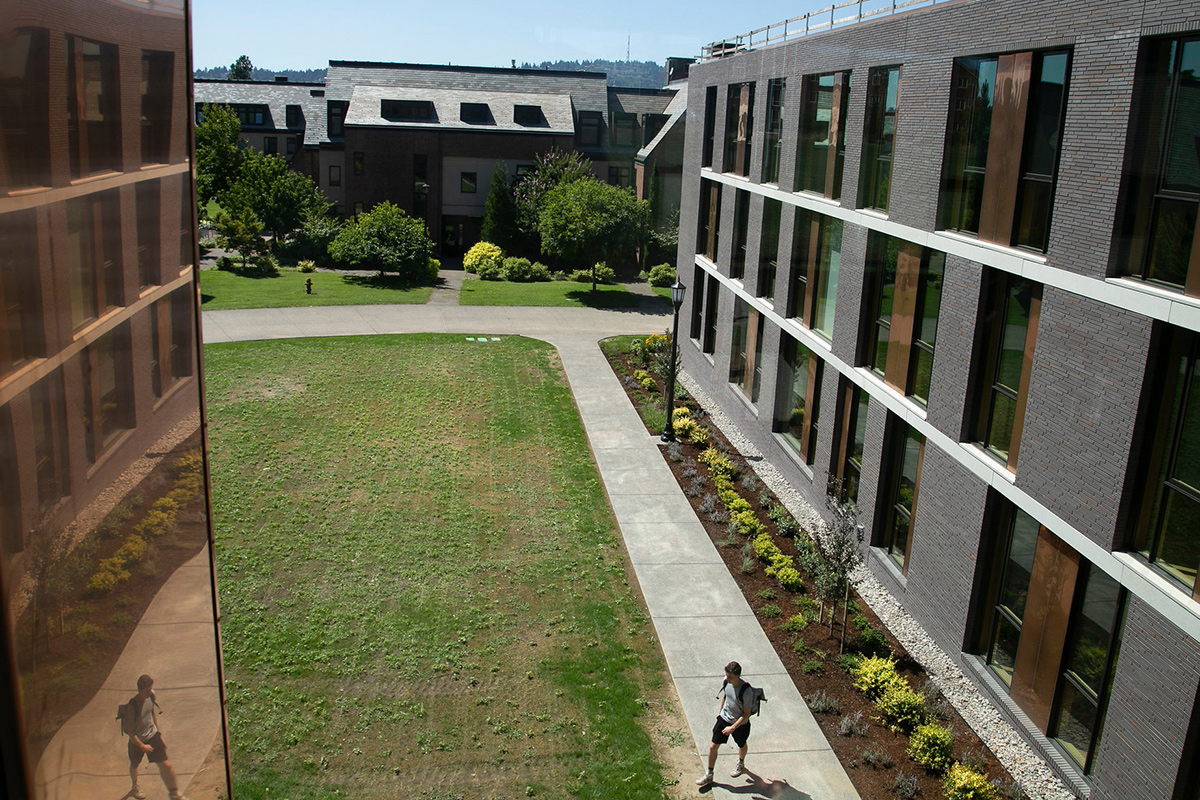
[711,716,751,747]
[129,732,169,766]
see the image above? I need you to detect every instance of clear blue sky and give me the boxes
[192,0,827,71]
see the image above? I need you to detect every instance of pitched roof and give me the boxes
[194,79,328,145]
[345,85,575,134]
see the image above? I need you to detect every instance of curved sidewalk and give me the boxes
[203,303,859,799]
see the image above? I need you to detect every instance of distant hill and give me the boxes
[193,67,327,83]
[519,59,665,88]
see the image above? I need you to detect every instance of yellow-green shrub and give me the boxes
[134,509,175,538]
[672,406,691,420]
[699,448,738,479]
[726,496,752,515]
[764,553,795,579]
[633,369,657,392]
[775,566,804,592]
[876,682,927,732]
[731,510,766,537]
[174,450,203,476]
[908,723,955,773]
[113,535,147,565]
[684,425,710,446]
[851,655,905,700]
[151,496,178,514]
[942,764,999,800]
[754,534,782,561]
[463,241,503,274]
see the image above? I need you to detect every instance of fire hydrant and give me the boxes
[305,278,313,294]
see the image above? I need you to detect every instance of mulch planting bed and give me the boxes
[602,337,1026,800]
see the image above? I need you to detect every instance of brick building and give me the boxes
[677,0,1200,797]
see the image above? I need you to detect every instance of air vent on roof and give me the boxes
[513,104,547,127]
[382,99,435,122]
[460,102,492,124]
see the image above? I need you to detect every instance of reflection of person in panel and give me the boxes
[123,674,187,800]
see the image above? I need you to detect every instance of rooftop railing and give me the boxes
[700,0,958,60]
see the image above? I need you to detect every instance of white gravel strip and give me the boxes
[678,369,1076,800]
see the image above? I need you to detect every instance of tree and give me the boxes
[222,149,328,243]
[214,202,266,268]
[815,489,863,652]
[538,177,648,268]
[480,162,518,251]
[228,54,254,81]
[512,149,593,253]
[195,103,243,206]
[328,201,435,281]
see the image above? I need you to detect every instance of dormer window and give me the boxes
[381,99,435,121]
[286,104,301,127]
[514,104,547,127]
[460,102,491,124]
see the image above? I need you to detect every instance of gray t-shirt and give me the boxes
[720,681,749,723]
[132,694,158,740]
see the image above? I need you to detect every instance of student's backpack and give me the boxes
[116,697,137,735]
[722,678,767,716]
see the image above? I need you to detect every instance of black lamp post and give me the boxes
[661,280,686,442]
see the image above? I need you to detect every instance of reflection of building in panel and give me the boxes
[0,1,230,798]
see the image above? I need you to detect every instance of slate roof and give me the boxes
[638,84,687,162]
[194,79,328,145]
[608,86,677,116]
[344,85,575,134]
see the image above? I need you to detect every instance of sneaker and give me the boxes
[695,771,713,786]
[730,761,746,777]
[131,785,145,800]
[169,794,189,800]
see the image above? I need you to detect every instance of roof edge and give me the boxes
[195,78,326,87]
[328,60,608,80]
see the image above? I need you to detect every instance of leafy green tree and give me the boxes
[195,103,243,206]
[214,202,266,268]
[329,201,435,281]
[539,177,648,268]
[222,149,327,243]
[480,162,518,251]
[229,54,254,81]
[512,149,593,254]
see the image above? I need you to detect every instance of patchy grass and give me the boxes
[459,278,642,308]
[205,335,678,799]
[199,267,432,309]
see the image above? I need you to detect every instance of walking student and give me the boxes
[696,661,752,787]
[123,674,187,800]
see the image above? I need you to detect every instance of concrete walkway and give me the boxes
[201,303,859,800]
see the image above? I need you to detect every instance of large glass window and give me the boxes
[776,335,822,465]
[689,264,706,340]
[80,324,134,464]
[30,371,70,515]
[757,198,781,299]
[788,209,841,340]
[939,50,1070,251]
[1116,36,1200,294]
[879,417,924,571]
[136,180,162,289]
[702,273,719,355]
[864,233,945,405]
[697,179,722,261]
[702,85,718,168]
[140,50,173,165]
[578,111,603,148]
[0,27,51,188]
[67,190,124,330]
[66,35,122,178]
[860,66,900,212]
[972,272,1040,470]
[729,298,764,403]
[984,506,1040,686]
[723,82,755,177]
[730,190,750,280]
[762,78,786,184]
[150,288,195,400]
[0,209,44,377]
[796,71,851,198]
[832,381,868,505]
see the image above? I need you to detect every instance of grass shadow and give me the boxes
[564,289,641,309]
[201,293,216,305]
[341,273,429,291]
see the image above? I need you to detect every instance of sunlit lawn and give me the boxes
[199,267,432,309]
[205,335,681,800]
[459,277,646,308]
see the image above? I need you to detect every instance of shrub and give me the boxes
[776,566,805,592]
[567,263,618,285]
[853,627,893,658]
[889,771,920,800]
[76,622,104,643]
[647,262,675,287]
[957,747,989,775]
[838,710,870,737]
[527,262,551,281]
[698,448,738,479]
[839,653,863,674]
[802,659,824,675]
[151,496,179,514]
[685,425,711,446]
[908,723,955,773]
[672,416,701,442]
[877,683,928,733]
[741,473,761,492]
[134,509,175,538]
[769,505,801,537]
[666,442,683,462]
[762,552,792,576]
[851,655,904,700]
[427,258,441,279]
[476,259,503,280]
[633,369,657,393]
[502,256,534,281]
[807,690,840,715]
[110,611,134,627]
[113,536,148,565]
[782,614,809,634]
[329,202,434,281]
[759,603,782,618]
[942,763,999,800]
[856,746,894,769]
[297,259,317,273]
[252,254,279,274]
[731,510,766,537]
[464,241,504,274]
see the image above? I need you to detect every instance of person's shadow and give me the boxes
[698,767,814,800]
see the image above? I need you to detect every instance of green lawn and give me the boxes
[199,267,432,309]
[459,277,643,308]
[204,335,681,800]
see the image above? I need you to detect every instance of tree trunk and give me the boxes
[839,581,850,654]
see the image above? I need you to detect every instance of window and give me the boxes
[729,298,765,403]
[1129,326,1200,597]
[140,51,173,165]
[612,112,637,146]
[328,164,341,186]
[971,272,1041,469]
[179,175,193,269]
[878,417,924,571]
[354,202,364,216]
[730,190,750,280]
[136,179,161,289]
[776,334,822,464]
[353,151,364,176]
[327,101,347,137]
[796,71,851,198]
[608,166,631,188]
[0,27,51,187]
[860,66,900,211]
[863,233,946,405]
[643,113,668,145]
[939,50,1070,251]
[150,288,194,399]
[702,85,718,168]
[66,35,121,178]
[460,172,477,193]
[413,154,428,218]
[0,209,44,377]
[832,381,868,504]
[66,190,123,330]
[788,209,841,340]
[980,503,1041,687]
[723,82,755,177]
[0,406,20,555]
[578,111,603,147]
[514,104,546,127]
[762,78,786,184]
[231,104,267,126]
[286,104,301,127]
[263,136,277,154]
[30,371,69,515]
[286,136,297,155]
[382,99,434,121]
[757,198,781,299]
[80,324,133,464]
[702,273,719,355]
[697,179,722,261]
[690,264,706,340]
[1116,35,1200,293]
[460,102,491,124]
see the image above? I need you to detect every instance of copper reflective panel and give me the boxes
[883,243,921,395]
[978,52,1031,245]
[0,1,231,798]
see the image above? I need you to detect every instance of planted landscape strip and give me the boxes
[601,335,1028,800]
